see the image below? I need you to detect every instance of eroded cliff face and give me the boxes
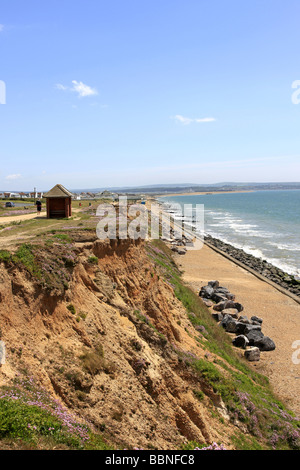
[0,237,235,449]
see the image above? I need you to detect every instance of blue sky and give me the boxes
[0,0,300,191]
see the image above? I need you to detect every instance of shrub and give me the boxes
[0,250,11,263]
[0,376,90,448]
[80,344,104,376]
[12,244,41,278]
[67,304,76,315]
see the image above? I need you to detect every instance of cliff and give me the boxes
[0,230,299,450]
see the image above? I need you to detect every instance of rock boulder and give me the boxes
[244,347,260,362]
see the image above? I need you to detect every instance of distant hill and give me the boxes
[70,182,300,194]
[4,182,300,195]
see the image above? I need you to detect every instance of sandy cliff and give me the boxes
[0,235,235,449]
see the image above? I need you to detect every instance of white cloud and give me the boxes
[5,174,22,180]
[173,115,193,125]
[194,117,216,123]
[71,80,98,97]
[55,80,98,98]
[0,24,4,32]
[173,114,216,125]
[55,83,68,91]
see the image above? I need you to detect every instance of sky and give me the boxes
[0,0,300,191]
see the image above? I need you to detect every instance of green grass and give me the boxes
[12,244,42,278]
[0,376,114,450]
[0,250,11,263]
[52,233,73,243]
[230,432,264,450]
[67,304,76,315]
[0,397,72,447]
[0,203,97,244]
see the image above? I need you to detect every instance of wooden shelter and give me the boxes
[43,184,73,219]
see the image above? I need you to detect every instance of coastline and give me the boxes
[153,195,300,294]
[149,197,300,415]
[204,234,300,300]
[174,241,300,416]
[157,190,254,197]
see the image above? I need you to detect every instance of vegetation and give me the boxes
[146,239,300,450]
[12,244,42,278]
[52,233,73,243]
[0,250,11,263]
[0,375,113,450]
[133,309,167,344]
[79,344,105,376]
[67,304,76,315]
[0,238,77,294]
[1,202,299,450]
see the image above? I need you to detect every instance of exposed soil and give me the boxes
[0,236,237,450]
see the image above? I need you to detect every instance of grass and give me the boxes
[12,244,42,278]
[67,304,76,315]
[0,375,114,450]
[0,239,77,293]
[0,250,11,263]
[0,202,98,244]
[52,233,73,243]
[192,389,205,401]
[0,397,73,447]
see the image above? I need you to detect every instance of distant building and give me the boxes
[19,192,27,198]
[125,194,142,202]
[97,190,118,200]
[3,192,20,198]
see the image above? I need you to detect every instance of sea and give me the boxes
[159,190,300,278]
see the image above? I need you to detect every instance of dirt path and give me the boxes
[176,245,300,416]
[0,211,45,225]
[0,209,82,249]
[0,208,82,226]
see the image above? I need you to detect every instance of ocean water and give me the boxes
[159,190,300,278]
